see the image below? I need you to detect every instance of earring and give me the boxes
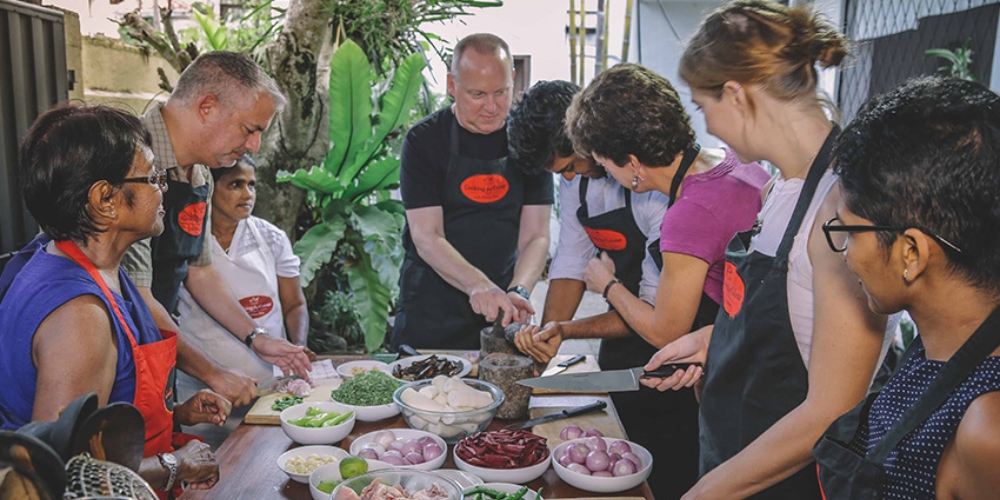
[903,269,909,281]
[631,176,639,189]
[110,210,116,218]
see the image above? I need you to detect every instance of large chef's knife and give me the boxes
[504,400,608,431]
[540,354,587,377]
[517,363,703,393]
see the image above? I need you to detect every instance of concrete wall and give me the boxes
[79,36,179,113]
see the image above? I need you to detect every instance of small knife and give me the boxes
[504,400,608,431]
[517,363,704,393]
[256,374,303,397]
[540,354,587,377]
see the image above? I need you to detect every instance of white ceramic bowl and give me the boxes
[476,483,539,500]
[349,428,448,471]
[336,400,401,422]
[330,469,464,500]
[389,354,472,381]
[276,445,350,483]
[550,437,653,493]
[453,446,551,484]
[307,459,390,500]
[393,379,504,443]
[337,360,392,379]
[279,401,356,445]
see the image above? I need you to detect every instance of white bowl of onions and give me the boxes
[551,436,653,493]
[349,429,447,471]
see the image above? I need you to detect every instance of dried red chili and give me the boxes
[455,430,549,469]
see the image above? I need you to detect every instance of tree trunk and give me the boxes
[254,0,337,239]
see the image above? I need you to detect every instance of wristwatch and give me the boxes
[506,285,530,301]
[157,452,178,491]
[244,326,267,348]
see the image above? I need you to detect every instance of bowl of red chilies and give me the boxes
[453,429,551,483]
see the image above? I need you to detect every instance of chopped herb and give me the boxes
[330,370,403,406]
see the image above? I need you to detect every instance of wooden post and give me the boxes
[622,0,634,63]
[579,0,586,84]
[594,0,605,75]
[569,0,577,85]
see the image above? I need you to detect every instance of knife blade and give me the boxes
[504,400,608,430]
[540,354,587,377]
[517,363,704,393]
[256,374,303,397]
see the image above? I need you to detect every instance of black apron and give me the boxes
[391,120,524,350]
[813,307,1000,499]
[699,129,838,499]
[578,146,713,500]
[151,175,210,314]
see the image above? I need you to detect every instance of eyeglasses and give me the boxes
[822,217,962,254]
[119,168,168,190]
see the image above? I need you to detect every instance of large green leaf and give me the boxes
[328,39,375,178]
[277,165,346,196]
[193,9,228,51]
[343,249,393,352]
[339,52,425,184]
[293,218,347,286]
[342,157,400,203]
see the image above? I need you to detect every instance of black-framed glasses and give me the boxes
[119,168,168,190]
[822,217,962,254]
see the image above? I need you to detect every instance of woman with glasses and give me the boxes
[813,77,1000,500]
[0,104,226,495]
[639,1,896,498]
[175,155,309,447]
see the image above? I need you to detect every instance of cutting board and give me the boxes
[243,378,342,425]
[532,354,602,395]
[527,405,626,447]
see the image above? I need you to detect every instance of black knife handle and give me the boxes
[562,400,607,418]
[641,362,705,378]
[558,354,587,369]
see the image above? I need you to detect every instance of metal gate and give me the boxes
[839,0,999,123]
[0,0,68,264]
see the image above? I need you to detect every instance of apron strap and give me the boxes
[869,306,1000,464]
[667,144,701,209]
[448,114,462,160]
[54,240,140,350]
[774,126,840,263]
[578,176,591,219]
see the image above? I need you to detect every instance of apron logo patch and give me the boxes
[723,261,745,317]
[584,228,627,251]
[178,201,207,237]
[461,174,509,203]
[239,295,275,319]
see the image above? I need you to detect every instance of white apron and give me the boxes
[176,218,285,383]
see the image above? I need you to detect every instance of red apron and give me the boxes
[55,240,178,493]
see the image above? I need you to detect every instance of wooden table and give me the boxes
[180,357,653,500]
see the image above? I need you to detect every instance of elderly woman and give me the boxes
[0,104,225,495]
[813,77,1000,499]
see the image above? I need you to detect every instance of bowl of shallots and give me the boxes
[551,436,652,493]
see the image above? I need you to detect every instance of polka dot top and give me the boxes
[856,346,1000,499]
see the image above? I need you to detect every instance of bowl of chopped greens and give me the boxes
[330,370,404,422]
[280,401,356,445]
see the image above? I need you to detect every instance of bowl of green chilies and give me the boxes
[280,401,356,445]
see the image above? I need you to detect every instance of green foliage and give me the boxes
[322,0,503,76]
[179,1,285,62]
[926,38,976,82]
[280,39,425,352]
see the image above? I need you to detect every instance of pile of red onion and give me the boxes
[556,436,643,477]
[356,430,444,466]
[455,429,549,469]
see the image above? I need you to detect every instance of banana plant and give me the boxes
[279,39,425,352]
[926,38,976,82]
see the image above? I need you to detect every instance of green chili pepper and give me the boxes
[329,410,354,426]
[507,486,529,500]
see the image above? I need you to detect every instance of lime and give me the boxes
[317,479,340,494]
[339,456,368,479]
